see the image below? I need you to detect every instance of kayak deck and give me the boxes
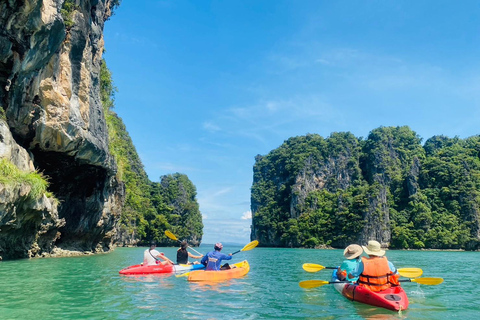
[119,263,204,275]
[332,270,409,311]
[187,260,250,282]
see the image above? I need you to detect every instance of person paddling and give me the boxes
[201,242,233,270]
[336,244,363,281]
[348,240,399,291]
[143,241,174,266]
[176,240,203,265]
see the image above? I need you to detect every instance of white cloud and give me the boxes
[203,121,221,132]
[202,218,251,244]
[241,210,252,220]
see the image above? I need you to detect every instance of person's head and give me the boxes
[180,240,188,250]
[362,240,385,257]
[343,244,363,260]
[214,242,223,251]
[150,241,156,249]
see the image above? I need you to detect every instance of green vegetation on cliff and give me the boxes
[100,59,203,245]
[0,158,50,199]
[251,127,480,250]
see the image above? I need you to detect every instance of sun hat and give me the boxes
[343,244,363,259]
[214,242,223,250]
[362,240,386,256]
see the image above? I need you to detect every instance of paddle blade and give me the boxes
[411,277,444,285]
[299,280,329,289]
[398,268,423,278]
[241,240,259,252]
[175,272,190,278]
[165,230,178,241]
[302,263,326,273]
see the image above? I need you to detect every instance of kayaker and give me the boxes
[201,242,233,271]
[143,241,174,266]
[348,240,399,292]
[336,244,363,281]
[177,240,203,265]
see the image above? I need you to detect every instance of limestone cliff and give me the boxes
[251,127,480,250]
[0,0,123,259]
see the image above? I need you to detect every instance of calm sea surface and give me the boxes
[0,245,478,319]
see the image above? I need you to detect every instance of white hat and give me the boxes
[362,240,386,256]
[343,244,363,259]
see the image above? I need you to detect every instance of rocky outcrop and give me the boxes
[250,127,442,249]
[0,119,64,259]
[0,0,123,259]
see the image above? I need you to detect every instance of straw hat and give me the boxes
[362,240,386,256]
[343,244,363,259]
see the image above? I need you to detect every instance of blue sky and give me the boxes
[103,1,480,244]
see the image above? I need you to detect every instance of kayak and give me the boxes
[187,260,250,282]
[331,270,409,311]
[119,263,204,275]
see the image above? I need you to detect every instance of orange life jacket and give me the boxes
[357,256,399,292]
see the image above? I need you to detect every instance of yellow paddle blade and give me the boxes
[302,263,326,273]
[165,230,178,241]
[299,280,329,289]
[410,277,443,285]
[175,272,190,278]
[397,268,423,278]
[241,240,259,252]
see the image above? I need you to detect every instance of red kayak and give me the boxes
[119,263,204,275]
[332,271,409,311]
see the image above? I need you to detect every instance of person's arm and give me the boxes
[222,253,233,260]
[188,251,203,259]
[388,261,397,274]
[158,253,174,264]
[336,264,347,280]
[201,254,208,265]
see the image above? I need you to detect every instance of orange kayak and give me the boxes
[187,260,250,282]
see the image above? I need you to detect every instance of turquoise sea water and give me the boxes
[0,246,478,319]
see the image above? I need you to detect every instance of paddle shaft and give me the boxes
[300,277,442,289]
[164,231,203,256]
[329,279,430,284]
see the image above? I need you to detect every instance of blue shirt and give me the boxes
[201,250,232,270]
[339,259,361,282]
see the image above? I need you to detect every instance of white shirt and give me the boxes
[144,249,160,266]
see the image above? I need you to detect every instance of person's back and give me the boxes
[353,240,399,292]
[357,256,392,291]
[177,247,189,264]
[201,243,232,271]
[337,244,362,281]
[339,259,360,281]
[144,248,160,266]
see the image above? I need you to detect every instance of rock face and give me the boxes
[0,0,123,259]
[250,128,443,248]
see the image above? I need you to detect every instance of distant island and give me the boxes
[250,126,480,251]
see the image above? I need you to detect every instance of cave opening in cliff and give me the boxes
[32,150,108,251]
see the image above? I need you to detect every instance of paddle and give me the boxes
[164,230,203,256]
[302,263,423,278]
[299,277,443,289]
[231,240,259,255]
[302,263,337,272]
